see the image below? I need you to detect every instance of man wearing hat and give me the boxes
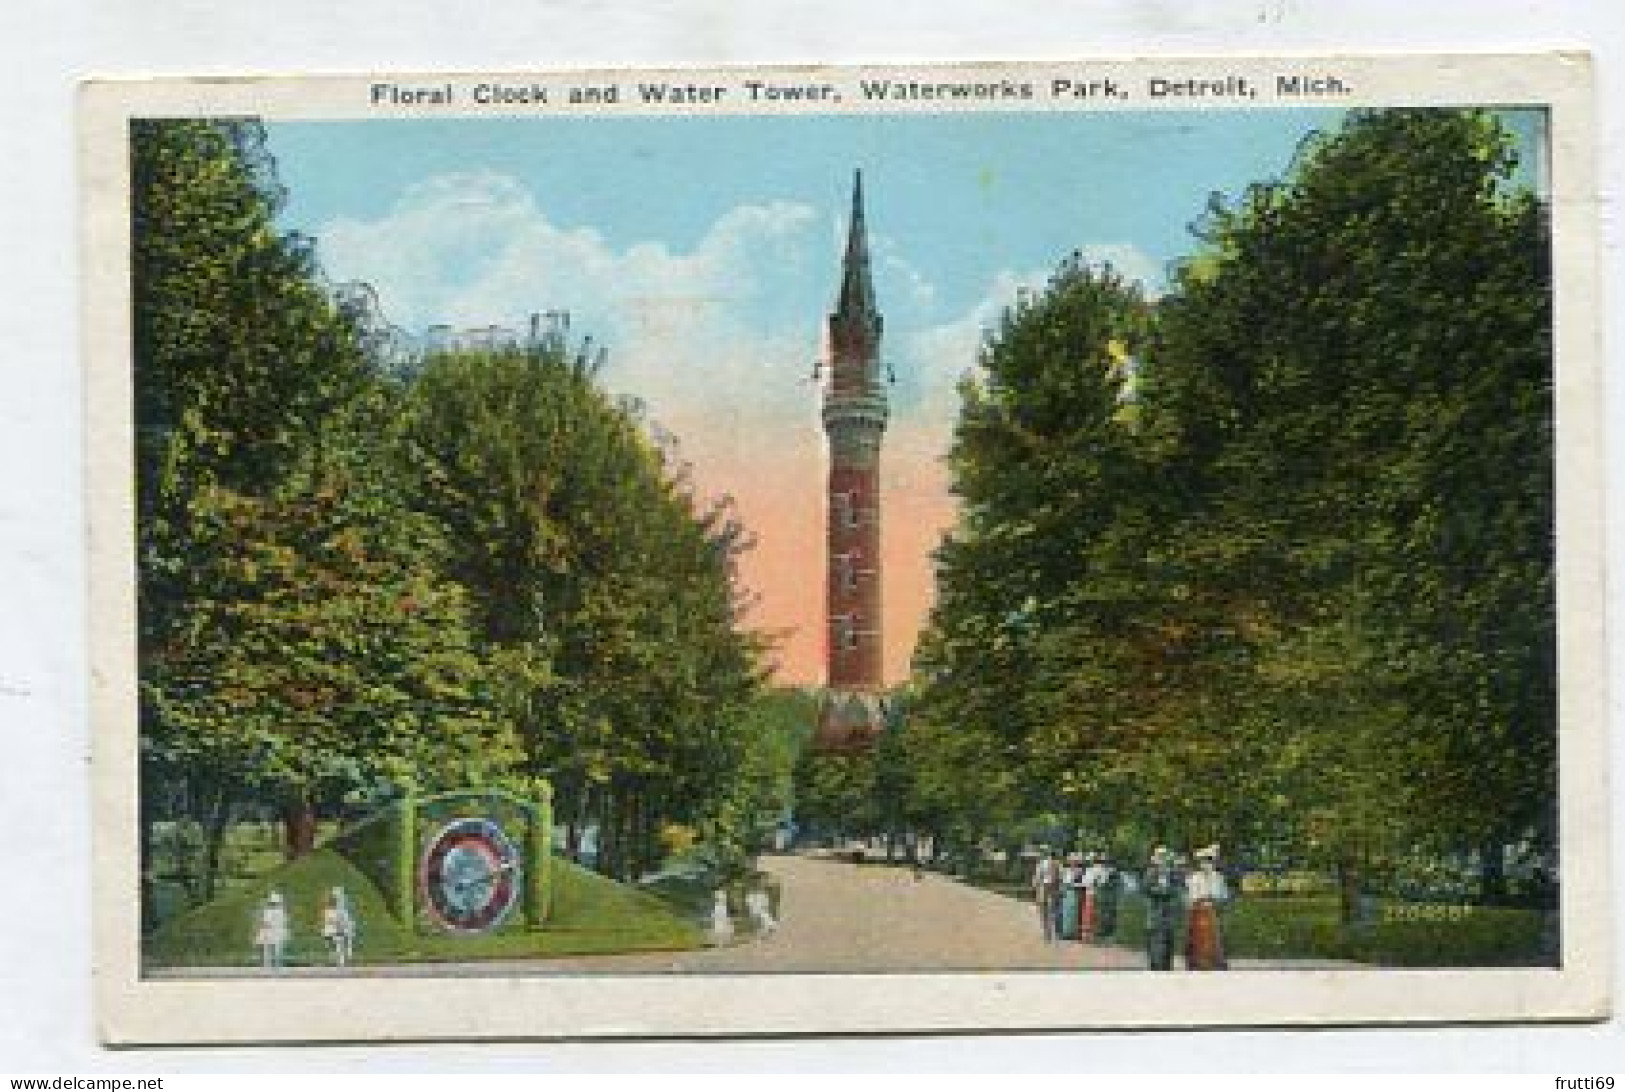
[1184,844,1230,970]
[1031,846,1063,944]
[1093,851,1123,940]
[1141,845,1180,970]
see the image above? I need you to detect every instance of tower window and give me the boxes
[832,613,859,652]
[834,552,857,593]
[833,490,854,529]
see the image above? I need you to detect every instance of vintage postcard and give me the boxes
[83,52,1607,1043]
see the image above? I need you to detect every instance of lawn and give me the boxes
[144,845,703,969]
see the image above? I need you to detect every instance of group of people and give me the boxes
[253,886,356,969]
[1032,842,1231,970]
[1032,851,1124,945]
[709,887,779,945]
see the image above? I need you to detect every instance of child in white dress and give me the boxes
[709,889,734,946]
[322,886,356,967]
[745,887,778,938]
[254,890,290,969]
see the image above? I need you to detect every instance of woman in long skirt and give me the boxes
[1184,845,1230,970]
[1080,852,1106,941]
[1057,855,1083,940]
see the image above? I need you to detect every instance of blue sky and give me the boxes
[260,107,1545,683]
[266,108,1352,440]
[270,109,1352,321]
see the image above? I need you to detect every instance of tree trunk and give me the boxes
[592,786,613,878]
[603,789,623,880]
[1336,856,1362,925]
[633,791,654,878]
[1479,838,1507,903]
[200,788,233,903]
[562,780,584,862]
[282,795,317,860]
[139,787,157,934]
[623,791,640,879]
[621,797,638,880]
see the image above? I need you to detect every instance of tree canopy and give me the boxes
[894,109,1553,900]
[134,119,779,915]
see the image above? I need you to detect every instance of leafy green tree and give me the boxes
[905,258,1153,852]
[134,120,510,902]
[793,752,879,843]
[907,109,1551,926]
[400,344,765,879]
[1147,108,1553,897]
[702,687,813,877]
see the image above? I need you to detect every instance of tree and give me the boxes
[1147,108,1553,896]
[904,258,1154,853]
[400,343,766,880]
[134,120,510,899]
[906,110,1553,922]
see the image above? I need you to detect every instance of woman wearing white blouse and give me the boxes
[1184,846,1229,970]
[1080,854,1110,941]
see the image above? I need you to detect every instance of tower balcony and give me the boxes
[821,389,890,434]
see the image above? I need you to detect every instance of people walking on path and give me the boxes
[254,889,289,970]
[709,889,735,946]
[1080,851,1105,940]
[745,887,779,939]
[1031,847,1062,944]
[1141,846,1180,970]
[1058,853,1084,940]
[1184,844,1230,970]
[1092,853,1122,940]
[322,886,356,968]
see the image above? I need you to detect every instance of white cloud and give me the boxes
[1076,242,1166,299]
[899,266,1049,421]
[317,169,826,429]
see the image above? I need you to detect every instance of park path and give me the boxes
[504,852,1145,974]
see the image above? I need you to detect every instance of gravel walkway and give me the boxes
[538,852,1146,974]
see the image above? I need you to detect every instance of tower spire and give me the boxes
[836,169,877,322]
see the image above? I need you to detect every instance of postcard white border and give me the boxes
[84,52,1608,1044]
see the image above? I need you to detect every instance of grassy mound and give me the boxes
[145,847,702,969]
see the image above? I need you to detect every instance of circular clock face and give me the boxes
[418,816,522,933]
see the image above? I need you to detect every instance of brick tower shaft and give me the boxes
[816,171,888,751]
